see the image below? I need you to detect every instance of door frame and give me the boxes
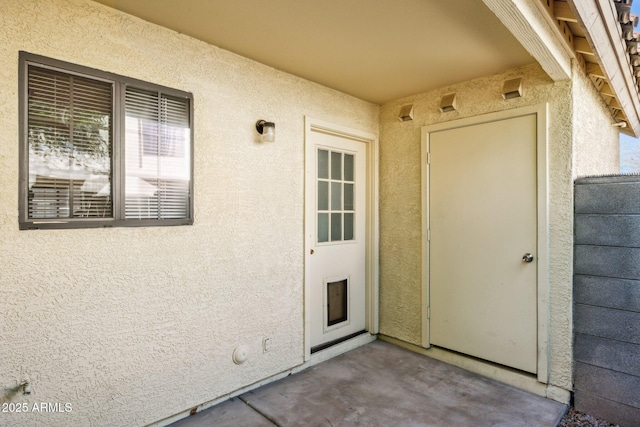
[304,116,379,361]
[420,104,549,383]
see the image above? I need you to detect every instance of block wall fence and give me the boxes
[574,175,640,427]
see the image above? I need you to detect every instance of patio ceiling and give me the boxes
[91,0,535,105]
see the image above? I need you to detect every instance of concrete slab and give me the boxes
[169,397,275,427]
[170,340,567,427]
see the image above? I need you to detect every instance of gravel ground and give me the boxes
[559,408,619,427]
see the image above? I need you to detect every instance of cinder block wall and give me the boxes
[574,175,640,427]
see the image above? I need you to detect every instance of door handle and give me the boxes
[522,253,534,263]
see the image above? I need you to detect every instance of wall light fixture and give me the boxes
[440,93,457,112]
[256,120,276,142]
[398,104,414,121]
[502,78,523,99]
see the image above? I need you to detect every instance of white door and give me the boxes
[428,114,538,373]
[308,129,367,351]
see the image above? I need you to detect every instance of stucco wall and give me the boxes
[571,62,620,177]
[0,1,379,426]
[378,63,576,392]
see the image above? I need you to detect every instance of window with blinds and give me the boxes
[27,66,113,220]
[124,88,191,220]
[19,52,193,229]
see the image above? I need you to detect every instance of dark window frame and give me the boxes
[19,52,194,230]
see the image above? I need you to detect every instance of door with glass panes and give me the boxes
[309,129,367,350]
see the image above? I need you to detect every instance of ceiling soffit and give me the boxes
[90,0,534,105]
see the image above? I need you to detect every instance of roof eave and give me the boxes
[572,0,640,136]
[482,0,573,81]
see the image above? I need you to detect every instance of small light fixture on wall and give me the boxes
[256,120,276,142]
[440,93,457,112]
[398,104,414,121]
[502,78,523,99]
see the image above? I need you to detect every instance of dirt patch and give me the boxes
[559,408,619,427]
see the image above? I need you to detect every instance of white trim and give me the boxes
[308,333,377,367]
[482,0,572,81]
[420,104,550,384]
[304,117,379,361]
[420,127,431,348]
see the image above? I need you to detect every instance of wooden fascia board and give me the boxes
[571,0,640,135]
[482,0,572,81]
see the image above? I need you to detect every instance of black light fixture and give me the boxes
[256,120,275,142]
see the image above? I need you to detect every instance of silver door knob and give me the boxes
[522,253,534,263]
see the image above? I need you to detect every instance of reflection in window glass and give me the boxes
[318,149,329,179]
[317,181,329,211]
[331,182,342,210]
[318,213,329,243]
[20,53,194,229]
[331,212,342,241]
[344,183,353,211]
[125,89,191,220]
[344,213,354,240]
[316,148,356,244]
[344,154,354,182]
[331,151,342,180]
[27,66,113,220]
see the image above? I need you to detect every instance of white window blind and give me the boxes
[20,52,194,229]
[124,87,191,220]
[27,66,112,219]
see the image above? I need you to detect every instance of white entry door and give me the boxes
[307,127,367,351]
[428,114,538,373]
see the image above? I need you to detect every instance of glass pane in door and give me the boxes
[318,150,329,179]
[317,148,356,244]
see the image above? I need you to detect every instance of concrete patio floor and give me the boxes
[169,340,567,427]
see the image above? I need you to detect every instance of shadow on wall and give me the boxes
[1,381,30,405]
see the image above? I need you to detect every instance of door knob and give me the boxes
[522,253,534,263]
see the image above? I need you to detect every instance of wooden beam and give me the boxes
[483,0,571,80]
[586,62,606,78]
[574,37,594,55]
[600,82,615,97]
[535,0,576,58]
[571,0,640,134]
[554,2,578,22]
[609,97,622,110]
[614,110,628,122]
[589,76,606,92]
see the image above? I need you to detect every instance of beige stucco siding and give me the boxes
[0,1,378,426]
[572,62,621,176]
[378,63,577,391]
